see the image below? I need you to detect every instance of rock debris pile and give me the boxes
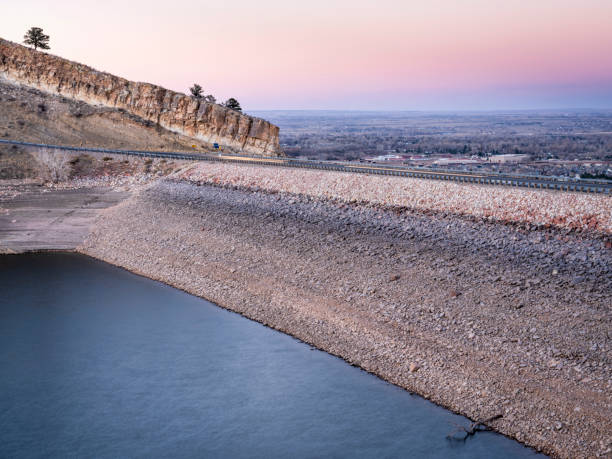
[182,163,612,233]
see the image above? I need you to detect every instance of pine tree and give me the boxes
[23,27,50,50]
[224,98,242,112]
[189,84,203,99]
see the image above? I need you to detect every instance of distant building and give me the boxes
[488,154,530,163]
[366,154,405,162]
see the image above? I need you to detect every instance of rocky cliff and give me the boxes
[0,38,282,156]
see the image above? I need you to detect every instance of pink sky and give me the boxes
[3,0,612,110]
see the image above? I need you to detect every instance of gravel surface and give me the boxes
[182,162,612,233]
[0,183,129,253]
[80,178,612,458]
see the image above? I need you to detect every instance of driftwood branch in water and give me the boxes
[446,414,503,441]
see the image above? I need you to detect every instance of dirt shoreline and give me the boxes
[76,179,611,458]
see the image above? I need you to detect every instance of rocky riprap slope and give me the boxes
[182,162,612,234]
[81,179,612,458]
[0,38,282,156]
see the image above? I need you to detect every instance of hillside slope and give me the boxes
[0,37,282,156]
[0,81,205,178]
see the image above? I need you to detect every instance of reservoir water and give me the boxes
[0,253,543,458]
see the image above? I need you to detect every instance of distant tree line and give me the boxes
[281,132,612,163]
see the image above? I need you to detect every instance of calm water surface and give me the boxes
[0,253,544,458]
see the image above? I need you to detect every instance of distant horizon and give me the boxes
[3,0,612,111]
[251,108,612,113]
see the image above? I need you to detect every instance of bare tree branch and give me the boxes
[447,414,503,441]
[32,148,71,183]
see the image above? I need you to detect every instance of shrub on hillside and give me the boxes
[32,148,71,183]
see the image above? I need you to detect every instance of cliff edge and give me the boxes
[0,38,282,156]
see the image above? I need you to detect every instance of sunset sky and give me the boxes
[3,0,612,110]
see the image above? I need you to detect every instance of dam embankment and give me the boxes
[78,178,611,459]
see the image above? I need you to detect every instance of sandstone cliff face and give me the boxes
[0,38,282,156]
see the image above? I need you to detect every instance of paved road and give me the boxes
[1,139,610,194]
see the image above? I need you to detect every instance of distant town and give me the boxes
[255,110,612,179]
